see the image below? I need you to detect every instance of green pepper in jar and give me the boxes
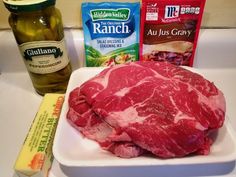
[4,0,72,95]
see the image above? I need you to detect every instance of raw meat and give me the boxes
[67,61,226,158]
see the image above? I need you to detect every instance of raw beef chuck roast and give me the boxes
[67,61,226,158]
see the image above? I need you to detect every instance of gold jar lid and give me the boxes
[3,0,56,13]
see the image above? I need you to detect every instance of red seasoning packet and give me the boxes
[140,0,206,66]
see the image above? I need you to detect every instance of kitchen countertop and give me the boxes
[0,29,236,177]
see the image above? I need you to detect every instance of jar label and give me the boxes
[19,39,70,74]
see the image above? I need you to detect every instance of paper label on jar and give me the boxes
[19,39,70,74]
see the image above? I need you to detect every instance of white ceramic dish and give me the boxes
[53,67,236,167]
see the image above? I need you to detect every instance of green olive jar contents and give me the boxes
[3,0,72,95]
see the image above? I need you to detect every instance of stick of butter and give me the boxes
[14,94,64,177]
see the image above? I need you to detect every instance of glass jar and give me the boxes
[3,0,72,95]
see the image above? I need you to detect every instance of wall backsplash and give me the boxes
[0,0,236,29]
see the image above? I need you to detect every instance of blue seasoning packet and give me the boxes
[82,2,140,66]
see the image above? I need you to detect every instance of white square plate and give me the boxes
[53,67,236,167]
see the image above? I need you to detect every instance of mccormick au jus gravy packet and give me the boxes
[82,2,140,66]
[140,0,206,66]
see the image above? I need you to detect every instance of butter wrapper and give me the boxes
[14,94,64,177]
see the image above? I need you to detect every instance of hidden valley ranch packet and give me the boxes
[82,2,140,66]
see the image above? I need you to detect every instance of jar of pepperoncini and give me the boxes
[3,0,72,95]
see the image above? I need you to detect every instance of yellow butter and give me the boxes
[14,94,64,177]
